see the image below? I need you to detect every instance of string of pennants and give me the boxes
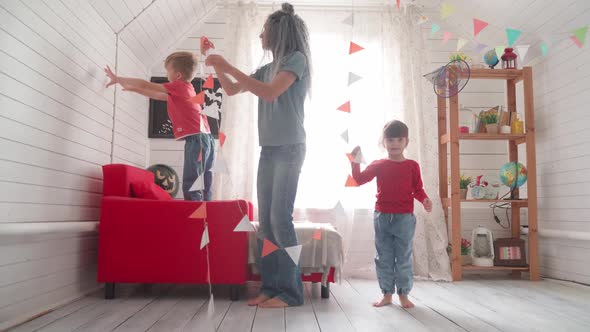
[421,2,587,62]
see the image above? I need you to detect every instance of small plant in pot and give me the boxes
[446,238,473,265]
[459,174,472,199]
[480,113,499,134]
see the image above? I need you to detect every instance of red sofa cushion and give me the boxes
[130,181,172,201]
[102,164,154,197]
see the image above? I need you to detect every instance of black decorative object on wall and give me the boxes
[148,77,223,139]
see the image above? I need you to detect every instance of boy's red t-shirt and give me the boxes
[352,159,428,214]
[163,80,211,140]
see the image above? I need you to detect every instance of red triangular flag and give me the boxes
[337,101,351,113]
[219,132,226,147]
[190,203,207,219]
[571,35,583,48]
[200,36,215,56]
[396,0,400,10]
[203,74,214,89]
[349,42,364,54]
[262,239,279,257]
[473,18,488,37]
[345,175,359,187]
[189,91,205,105]
[313,229,322,240]
[198,151,202,161]
[346,153,354,162]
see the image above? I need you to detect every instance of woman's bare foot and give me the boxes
[258,297,289,308]
[247,294,271,306]
[373,294,393,307]
[399,294,415,308]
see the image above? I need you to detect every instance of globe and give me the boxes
[484,49,499,69]
[499,162,528,189]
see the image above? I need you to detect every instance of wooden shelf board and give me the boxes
[462,265,529,271]
[464,68,523,81]
[440,133,527,144]
[442,198,528,207]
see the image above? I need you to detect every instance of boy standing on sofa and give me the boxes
[104,52,215,201]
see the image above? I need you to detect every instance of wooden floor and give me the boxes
[8,276,590,332]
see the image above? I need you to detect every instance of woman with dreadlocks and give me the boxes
[205,3,311,308]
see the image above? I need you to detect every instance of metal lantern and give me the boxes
[501,47,518,69]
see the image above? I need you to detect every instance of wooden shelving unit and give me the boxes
[437,67,540,281]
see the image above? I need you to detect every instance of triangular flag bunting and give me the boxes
[474,43,488,54]
[571,36,583,48]
[200,118,207,133]
[495,46,505,59]
[189,91,205,105]
[285,245,303,265]
[516,45,530,61]
[541,42,549,57]
[345,175,359,187]
[200,225,209,249]
[443,31,452,43]
[262,238,279,257]
[348,72,362,86]
[333,201,346,216]
[211,154,229,174]
[202,104,220,119]
[190,203,207,219]
[340,129,349,143]
[417,15,428,25]
[342,13,353,26]
[353,150,366,164]
[200,36,215,56]
[457,38,468,51]
[349,42,364,54]
[198,150,202,161]
[337,101,351,113]
[441,3,456,20]
[431,23,440,34]
[346,153,354,162]
[396,0,400,10]
[218,132,226,147]
[313,229,322,240]
[506,28,522,47]
[572,26,588,47]
[473,18,488,37]
[233,214,255,232]
[207,294,215,318]
[203,74,214,89]
[190,175,205,191]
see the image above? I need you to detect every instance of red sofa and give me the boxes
[97,164,253,300]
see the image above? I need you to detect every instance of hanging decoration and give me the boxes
[340,129,349,143]
[473,18,488,37]
[441,3,456,20]
[348,72,363,86]
[349,41,364,54]
[572,26,588,47]
[443,31,453,43]
[505,28,522,47]
[345,175,359,187]
[516,45,530,62]
[337,101,351,113]
[431,23,441,35]
[456,38,468,51]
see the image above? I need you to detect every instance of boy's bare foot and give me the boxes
[373,294,393,307]
[258,297,289,308]
[399,294,415,308]
[247,294,271,306]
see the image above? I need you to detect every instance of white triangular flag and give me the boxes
[348,72,362,86]
[190,175,205,191]
[516,45,530,62]
[285,245,302,265]
[207,293,215,317]
[211,155,229,174]
[200,225,209,249]
[233,214,255,232]
[201,104,220,119]
[342,13,353,26]
[353,150,366,164]
[457,38,468,51]
[417,15,428,25]
[340,130,349,143]
[200,118,207,132]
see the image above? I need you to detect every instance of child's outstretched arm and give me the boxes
[104,66,167,93]
[121,86,167,101]
[350,146,379,185]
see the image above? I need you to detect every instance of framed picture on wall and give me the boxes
[148,77,223,139]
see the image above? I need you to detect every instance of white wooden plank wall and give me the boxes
[0,0,157,328]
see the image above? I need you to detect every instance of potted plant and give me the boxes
[480,113,499,134]
[459,174,471,199]
[446,238,473,265]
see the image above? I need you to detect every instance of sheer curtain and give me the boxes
[216,3,450,281]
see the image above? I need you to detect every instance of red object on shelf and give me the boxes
[501,48,518,69]
[459,126,470,133]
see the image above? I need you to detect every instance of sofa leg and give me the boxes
[105,283,115,300]
[230,285,240,301]
[321,284,330,299]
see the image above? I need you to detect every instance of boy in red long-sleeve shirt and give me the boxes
[350,120,432,308]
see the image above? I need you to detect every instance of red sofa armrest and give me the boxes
[98,197,253,285]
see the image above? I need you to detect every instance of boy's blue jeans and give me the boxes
[373,211,416,295]
[182,133,215,201]
[256,143,306,306]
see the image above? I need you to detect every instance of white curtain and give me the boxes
[216,3,451,281]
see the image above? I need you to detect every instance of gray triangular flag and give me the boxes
[353,150,366,164]
[348,72,362,86]
[340,130,349,143]
[233,214,255,232]
[516,45,530,62]
[211,155,229,174]
[200,225,209,249]
[190,175,205,191]
[342,13,353,26]
[285,245,302,265]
